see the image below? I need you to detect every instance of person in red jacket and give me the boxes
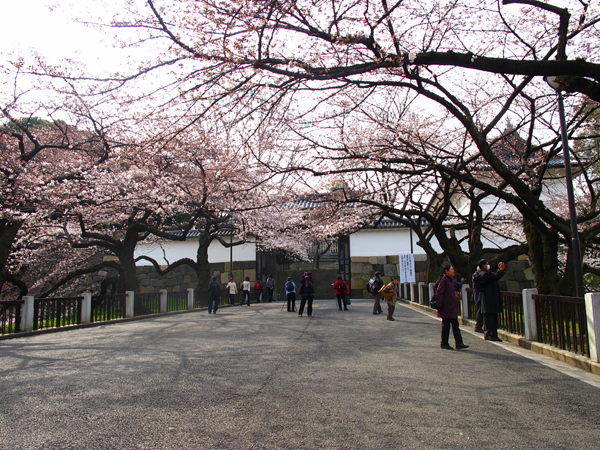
[333,275,349,311]
[435,265,469,350]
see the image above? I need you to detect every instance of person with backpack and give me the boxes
[285,277,297,312]
[475,259,506,342]
[266,274,276,302]
[207,276,221,314]
[255,280,262,303]
[436,265,469,350]
[333,275,349,311]
[368,271,384,315]
[298,272,315,317]
[241,276,251,306]
[379,277,399,321]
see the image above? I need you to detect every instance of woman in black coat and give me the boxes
[475,259,506,342]
[435,265,468,350]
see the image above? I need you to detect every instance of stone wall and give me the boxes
[136,261,257,293]
[348,254,534,299]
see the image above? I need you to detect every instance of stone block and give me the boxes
[138,273,148,280]
[224,262,231,273]
[523,267,535,281]
[368,257,378,265]
[98,270,108,277]
[503,271,515,281]
[173,285,181,291]
[518,254,530,261]
[232,269,244,283]
[514,271,529,282]
[145,286,155,293]
[244,269,256,282]
[150,279,159,287]
[351,257,369,263]
[505,280,521,293]
[183,276,191,284]
[414,254,428,262]
[140,279,150,287]
[212,271,221,278]
[220,273,230,284]
[351,273,371,289]
[381,276,392,285]
[508,260,529,271]
[389,255,399,264]
[377,256,387,265]
[383,264,398,277]
[351,262,366,274]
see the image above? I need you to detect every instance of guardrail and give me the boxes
[1,286,276,337]
[34,296,83,330]
[499,291,525,336]
[0,300,23,334]
[534,294,589,357]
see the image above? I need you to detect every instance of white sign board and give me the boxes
[399,254,415,283]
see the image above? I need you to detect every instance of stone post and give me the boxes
[403,282,409,300]
[523,288,538,342]
[585,293,600,363]
[461,284,469,319]
[410,282,417,302]
[81,293,92,324]
[22,296,35,332]
[187,288,195,310]
[160,289,168,314]
[418,282,425,305]
[125,291,135,318]
[429,283,436,305]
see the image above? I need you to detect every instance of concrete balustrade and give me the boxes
[523,288,538,341]
[585,293,600,363]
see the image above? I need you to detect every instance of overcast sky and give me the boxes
[0,0,133,74]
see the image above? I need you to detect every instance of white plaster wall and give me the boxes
[135,238,256,266]
[350,228,442,256]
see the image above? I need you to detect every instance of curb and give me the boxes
[399,298,600,377]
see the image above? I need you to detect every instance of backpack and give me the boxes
[430,281,442,310]
[266,278,275,289]
[337,280,347,294]
[255,281,261,290]
[366,277,376,293]
[209,281,220,296]
[285,281,294,292]
[305,277,314,294]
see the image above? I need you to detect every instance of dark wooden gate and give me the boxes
[338,236,351,291]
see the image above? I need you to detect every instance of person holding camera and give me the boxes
[475,259,506,342]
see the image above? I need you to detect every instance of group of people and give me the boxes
[431,259,505,350]
[208,261,506,350]
[207,272,354,317]
[207,274,276,314]
[366,260,505,350]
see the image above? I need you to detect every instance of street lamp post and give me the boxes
[547,77,585,297]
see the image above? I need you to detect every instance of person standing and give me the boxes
[379,277,399,321]
[371,271,383,315]
[285,277,297,312]
[298,272,315,317]
[241,276,251,306]
[255,279,262,303]
[207,276,221,314]
[333,275,349,311]
[472,267,484,333]
[266,274,275,302]
[436,265,469,350]
[475,259,506,342]
[226,277,237,306]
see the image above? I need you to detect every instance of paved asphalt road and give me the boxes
[1,299,599,450]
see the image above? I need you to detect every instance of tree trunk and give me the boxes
[523,218,560,295]
[116,230,140,293]
[0,220,24,296]
[195,233,212,303]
